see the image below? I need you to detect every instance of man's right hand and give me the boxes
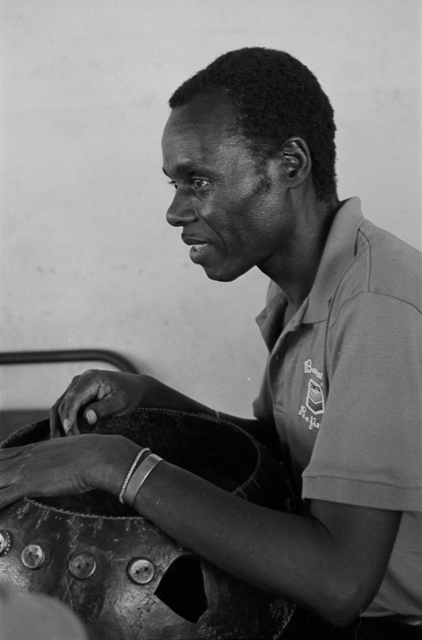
[50,370,144,438]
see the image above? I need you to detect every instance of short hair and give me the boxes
[169,47,337,203]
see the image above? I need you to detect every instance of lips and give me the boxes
[182,235,210,247]
[182,235,213,263]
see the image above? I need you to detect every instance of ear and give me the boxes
[280,137,311,188]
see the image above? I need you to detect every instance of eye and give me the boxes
[168,180,178,190]
[191,178,210,190]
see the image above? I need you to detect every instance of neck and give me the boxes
[260,192,341,313]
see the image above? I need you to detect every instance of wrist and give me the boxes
[120,452,164,507]
[91,435,141,497]
[136,374,155,408]
[118,447,151,504]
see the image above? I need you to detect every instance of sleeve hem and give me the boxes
[302,475,422,511]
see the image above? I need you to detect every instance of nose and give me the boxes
[166,190,198,227]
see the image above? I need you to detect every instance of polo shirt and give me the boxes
[253,197,422,616]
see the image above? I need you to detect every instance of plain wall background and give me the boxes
[0,0,421,415]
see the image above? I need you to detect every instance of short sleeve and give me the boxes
[302,292,422,511]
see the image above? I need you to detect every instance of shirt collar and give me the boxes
[303,196,364,323]
[256,197,365,346]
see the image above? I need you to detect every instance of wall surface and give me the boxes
[0,0,421,415]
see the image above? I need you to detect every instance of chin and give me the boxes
[201,264,249,283]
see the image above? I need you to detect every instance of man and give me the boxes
[0,48,421,639]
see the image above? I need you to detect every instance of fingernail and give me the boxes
[63,419,71,433]
[86,410,97,425]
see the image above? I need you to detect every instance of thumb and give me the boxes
[82,395,123,425]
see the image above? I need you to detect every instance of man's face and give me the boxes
[161,96,294,282]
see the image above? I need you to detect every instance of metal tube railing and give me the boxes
[0,350,139,374]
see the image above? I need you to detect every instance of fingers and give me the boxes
[49,370,142,439]
[0,435,131,509]
[50,393,66,438]
[50,372,102,437]
[0,447,23,462]
[50,392,81,438]
[59,375,93,435]
[80,395,125,424]
[0,446,28,507]
[0,437,97,508]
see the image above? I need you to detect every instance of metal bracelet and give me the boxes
[118,448,151,504]
[123,454,164,507]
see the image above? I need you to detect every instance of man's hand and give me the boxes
[0,433,140,509]
[50,370,145,438]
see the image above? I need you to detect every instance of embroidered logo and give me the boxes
[298,358,325,430]
[303,358,323,380]
[305,378,325,415]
